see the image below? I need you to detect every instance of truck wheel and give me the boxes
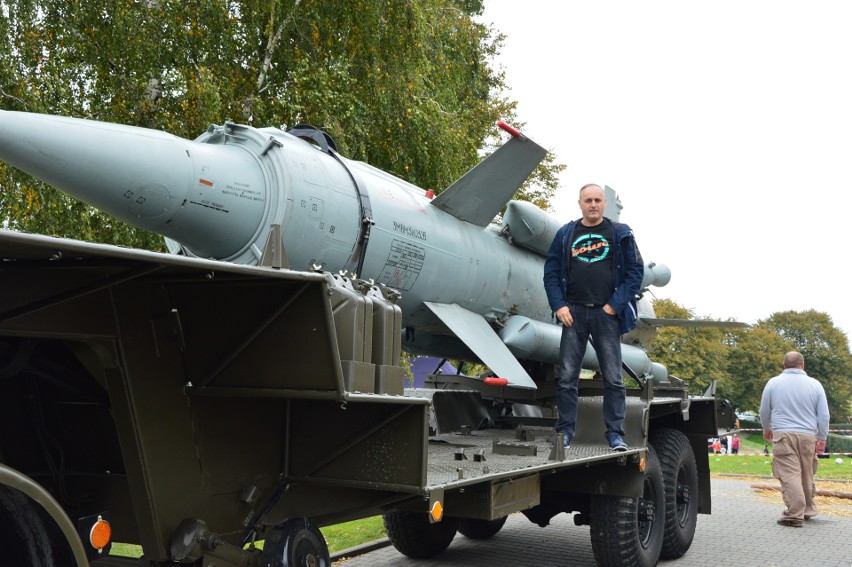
[1,486,77,566]
[260,517,330,567]
[457,516,507,540]
[650,427,699,559]
[590,445,665,567]
[383,510,458,559]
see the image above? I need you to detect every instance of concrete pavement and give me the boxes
[333,477,852,567]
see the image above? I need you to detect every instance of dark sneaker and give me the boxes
[608,434,628,452]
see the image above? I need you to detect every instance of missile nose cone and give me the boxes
[0,110,183,211]
[0,111,268,259]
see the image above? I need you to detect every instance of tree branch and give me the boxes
[257,0,302,92]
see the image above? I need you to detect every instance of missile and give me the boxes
[0,110,671,390]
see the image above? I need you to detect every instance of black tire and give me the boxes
[0,486,76,567]
[383,510,458,559]
[260,517,330,567]
[590,445,665,567]
[649,427,699,559]
[457,516,508,540]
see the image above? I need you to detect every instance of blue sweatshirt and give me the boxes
[543,219,644,335]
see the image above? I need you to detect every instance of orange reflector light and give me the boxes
[89,516,112,552]
[430,500,444,522]
[639,456,647,472]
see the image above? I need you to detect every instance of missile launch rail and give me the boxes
[0,229,735,567]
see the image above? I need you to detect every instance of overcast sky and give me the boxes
[482,1,852,338]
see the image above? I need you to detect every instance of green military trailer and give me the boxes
[0,229,734,567]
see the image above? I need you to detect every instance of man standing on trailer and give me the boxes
[543,183,644,452]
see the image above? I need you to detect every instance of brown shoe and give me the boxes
[804,514,816,520]
[777,518,803,528]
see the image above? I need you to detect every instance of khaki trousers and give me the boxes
[771,431,819,521]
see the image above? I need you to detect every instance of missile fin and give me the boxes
[638,317,749,329]
[424,302,537,389]
[603,186,623,222]
[430,136,547,227]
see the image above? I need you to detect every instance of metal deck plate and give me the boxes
[425,426,641,490]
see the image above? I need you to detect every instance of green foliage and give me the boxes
[400,351,415,386]
[648,298,734,395]
[650,299,851,421]
[760,310,852,421]
[518,151,566,211]
[828,431,852,454]
[0,0,561,248]
[723,326,794,412]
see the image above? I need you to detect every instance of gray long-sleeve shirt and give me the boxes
[759,368,830,440]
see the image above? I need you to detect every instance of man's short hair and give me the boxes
[579,183,603,197]
[783,351,804,369]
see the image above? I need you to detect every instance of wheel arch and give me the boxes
[648,399,715,515]
[0,463,89,566]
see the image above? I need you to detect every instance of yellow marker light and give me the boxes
[430,500,444,522]
[89,516,112,553]
[639,456,647,472]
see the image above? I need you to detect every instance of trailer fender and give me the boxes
[0,463,90,566]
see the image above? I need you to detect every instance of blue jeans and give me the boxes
[555,304,626,442]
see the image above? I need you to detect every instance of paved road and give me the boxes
[334,478,852,567]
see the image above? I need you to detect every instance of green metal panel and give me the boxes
[444,474,541,520]
[285,398,429,491]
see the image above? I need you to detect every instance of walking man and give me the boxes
[543,184,644,451]
[759,351,830,527]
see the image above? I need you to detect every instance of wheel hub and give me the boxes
[638,498,656,523]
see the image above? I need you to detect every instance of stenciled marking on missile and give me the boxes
[221,182,263,202]
[300,198,324,216]
[189,200,230,213]
[377,239,425,291]
[392,221,427,241]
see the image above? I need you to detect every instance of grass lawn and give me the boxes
[709,452,852,479]
[321,515,386,552]
[710,431,852,480]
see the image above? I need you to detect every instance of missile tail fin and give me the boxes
[430,135,547,227]
[424,302,537,389]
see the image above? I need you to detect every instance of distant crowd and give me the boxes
[708,434,741,455]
